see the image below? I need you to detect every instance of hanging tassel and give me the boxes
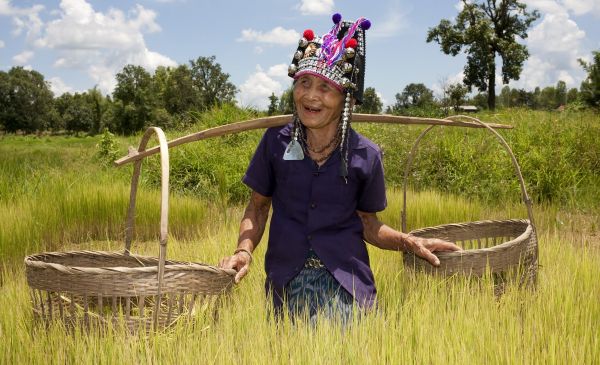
[284,113,304,161]
[339,92,352,183]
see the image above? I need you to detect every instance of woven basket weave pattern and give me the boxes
[25,127,235,332]
[401,116,538,287]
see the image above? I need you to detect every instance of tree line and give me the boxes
[2,51,598,136]
[266,65,599,118]
[0,56,236,135]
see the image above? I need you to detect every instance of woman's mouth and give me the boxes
[304,105,321,113]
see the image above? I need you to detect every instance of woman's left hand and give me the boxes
[407,236,462,266]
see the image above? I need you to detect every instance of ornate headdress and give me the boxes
[288,13,370,104]
[285,13,371,180]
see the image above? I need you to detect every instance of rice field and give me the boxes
[0,131,598,364]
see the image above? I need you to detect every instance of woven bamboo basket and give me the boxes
[401,116,538,288]
[25,127,236,332]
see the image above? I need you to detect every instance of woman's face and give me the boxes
[293,74,344,132]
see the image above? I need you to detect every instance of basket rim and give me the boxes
[24,249,236,276]
[407,218,533,258]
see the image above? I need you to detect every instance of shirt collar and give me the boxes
[278,120,367,150]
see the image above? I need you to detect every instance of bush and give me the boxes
[95,128,120,167]
[144,104,265,204]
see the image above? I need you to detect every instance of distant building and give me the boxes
[455,105,479,113]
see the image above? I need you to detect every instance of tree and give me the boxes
[579,50,600,108]
[85,86,108,134]
[267,93,279,116]
[189,56,237,110]
[65,94,94,134]
[566,88,579,104]
[354,87,382,114]
[393,83,434,111]
[532,86,541,109]
[0,67,54,133]
[112,64,156,134]
[159,65,199,115]
[278,86,294,115]
[539,86,557,110]
[499,85,512,107]
[447,83,469,110]
[470,92,489,109]
[427,0,539,110]
[555,80,567,107]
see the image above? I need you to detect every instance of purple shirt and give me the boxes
[243,122,387,308]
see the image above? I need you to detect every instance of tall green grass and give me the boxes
[0,134,231,264]
[355,108,600,209]
[1,199,598,364]
[1,109,598,363]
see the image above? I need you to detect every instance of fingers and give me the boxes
[234,265,249,284]
[218,256,236,270]
[417,245,441,266]
[441,241,462,252]
[411,237,462,267]
[218,255,251,283]
[423,238,462,252]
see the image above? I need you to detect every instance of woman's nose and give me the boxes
[305,86,319,101]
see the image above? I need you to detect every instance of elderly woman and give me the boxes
[219,14,460,321]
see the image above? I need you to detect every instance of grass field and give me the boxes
[1,111,599,364]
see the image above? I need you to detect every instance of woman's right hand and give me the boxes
[219,251,252,284]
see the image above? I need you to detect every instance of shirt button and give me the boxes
[310,203,316,209]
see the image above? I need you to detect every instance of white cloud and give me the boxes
[296,0,334,16]
[128,4,161,33]
[33,0,175,94]
[562,0,600,17]
[514,8,587,89]
[376,91,388,107]
[370,10,408,39]
[0,0,45,41]
[0,40,4,48]
[523,0,566,14]
[238,27,300,46]
[13,50,34,65]
[445,1,595,90]
[48,76,74,96]
[267,63,289,79]
[238,65,288,109]
[431,72,465,98]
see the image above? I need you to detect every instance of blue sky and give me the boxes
[1,0,599,109]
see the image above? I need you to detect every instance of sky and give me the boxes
[1,0,599,109]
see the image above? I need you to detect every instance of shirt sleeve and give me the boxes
[242,130,275,197]
[357,149,387,213]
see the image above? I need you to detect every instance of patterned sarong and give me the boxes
[281,250,355,325]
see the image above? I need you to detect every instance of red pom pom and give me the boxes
[303,29,315,41]
[345,38,358,49]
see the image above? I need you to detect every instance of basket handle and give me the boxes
[400,116,536,235]
[123,127,169,299]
